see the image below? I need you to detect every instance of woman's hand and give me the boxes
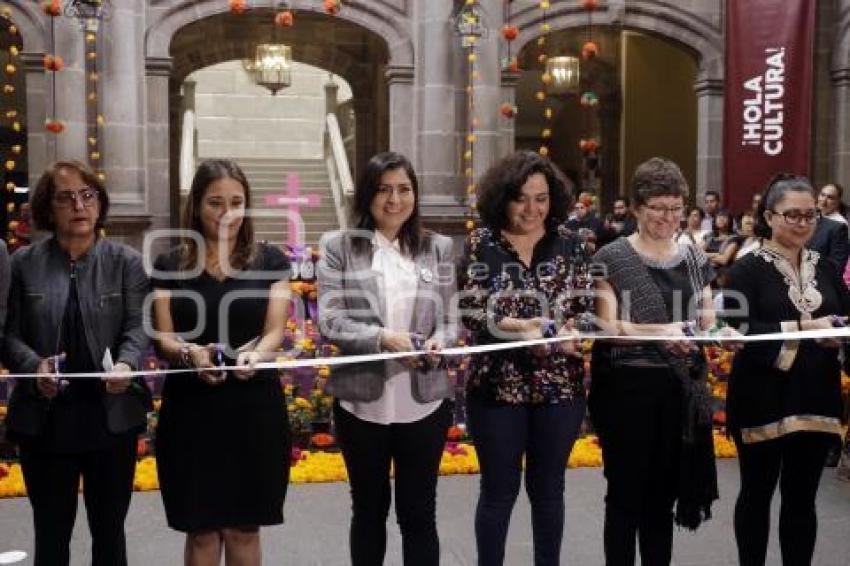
[801,316,846,348]
[187,344,226,385]
[103,362,132,394]
[663,323,694,358]
[421,338,443,370]
[714,325,744,352]
[379,329,420,369]
[35,355,64,399]
[234,351,261,380]
[555,324,584,359]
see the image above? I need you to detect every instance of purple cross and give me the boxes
[264,172,322,244]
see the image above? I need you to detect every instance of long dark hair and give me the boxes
[180,159,256,270]
[351,151,425,256]
[754,173,815,239]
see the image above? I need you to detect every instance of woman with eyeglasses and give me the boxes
[151,159,291,566]
[590,158,728,565]
[723,174,849,566]
[4,160,151,566]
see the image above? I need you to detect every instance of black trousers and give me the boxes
[334,400,452,566]
[19,438,137,566]
[733,431,832,566]
[467,396,586,566]
[589,366,681,566]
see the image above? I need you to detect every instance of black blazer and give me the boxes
[807,217,849,275]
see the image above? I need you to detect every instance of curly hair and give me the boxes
[629,157,689,207]
[475,150,573,231]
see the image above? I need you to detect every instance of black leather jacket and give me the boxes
[4,237,151,437]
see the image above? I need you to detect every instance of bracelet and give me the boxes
[179,344,195,367]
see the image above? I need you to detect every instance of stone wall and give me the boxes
[190,61,351,160]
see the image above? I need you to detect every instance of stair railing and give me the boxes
[324,113,353,230]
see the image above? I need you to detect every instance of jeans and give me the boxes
[334,400,452,566]
[467,395,586,566]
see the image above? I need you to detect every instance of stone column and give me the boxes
[144,56,173,248]
[324,77,339,117]
[51,18,87,162]
[694,77,724,200]
[101,0,146,219]
[831,68,850,190]
[498,70,520,157]
[415,0,458,219]
[22,52,47,189]
[470,4,503,183]
[351,97,375,178]
[386,64,415,160]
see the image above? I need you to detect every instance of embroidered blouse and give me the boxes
[459,226,593,404]
[723,247,849,443]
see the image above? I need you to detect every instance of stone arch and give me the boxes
[510,0,723,81]
[145,0,413,67]
[3,0,47,53]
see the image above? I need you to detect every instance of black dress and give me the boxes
[152,244,291,532]
[723,247,848,443]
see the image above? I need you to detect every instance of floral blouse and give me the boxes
[459,226,593,404]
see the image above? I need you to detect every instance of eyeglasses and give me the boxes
[644,204,685,217]
[770,209,820,225]
[53,188,99,208]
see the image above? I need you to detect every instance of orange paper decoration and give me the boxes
[229,0,247,14]
[42,0,61,17]
[502,25,519,41]
[582,41,598,60]
[45,119,65,134]
[323,0,340,15]
[275,10,294,27]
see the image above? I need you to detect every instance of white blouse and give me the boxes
[339,232,443,424]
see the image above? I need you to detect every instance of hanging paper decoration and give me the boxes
[229,0,247,14]
[43,54,64,71]
[581,40,598,60]
[323,0,340,16]
[275,10,294,27]
[501,24,518,41]
[582,0,599,9]
[499,102,517,119]
[42,0,61,17]
[579,138,599,154]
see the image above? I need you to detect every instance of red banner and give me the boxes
[723,0,816,213]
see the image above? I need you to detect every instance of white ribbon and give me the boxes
[4,326,849,380]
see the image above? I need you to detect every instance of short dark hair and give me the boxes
[821,182,844,199]
[476,150,573,231]
[181,159,256,270]
[711,209,734,235]
[614,197,630,207]
[754,173,815,238]
[704,190,721,201]
[352,151,424,256]
[629,157,689,207]
[687,205,705,220]
[30,160,110,232]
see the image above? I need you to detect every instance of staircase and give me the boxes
[236,158,342,249]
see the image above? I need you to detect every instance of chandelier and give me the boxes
[545,56,580,95]
[64,0,111,31]
[243,43,292,95]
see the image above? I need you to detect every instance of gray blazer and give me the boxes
[317,230,457,402]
